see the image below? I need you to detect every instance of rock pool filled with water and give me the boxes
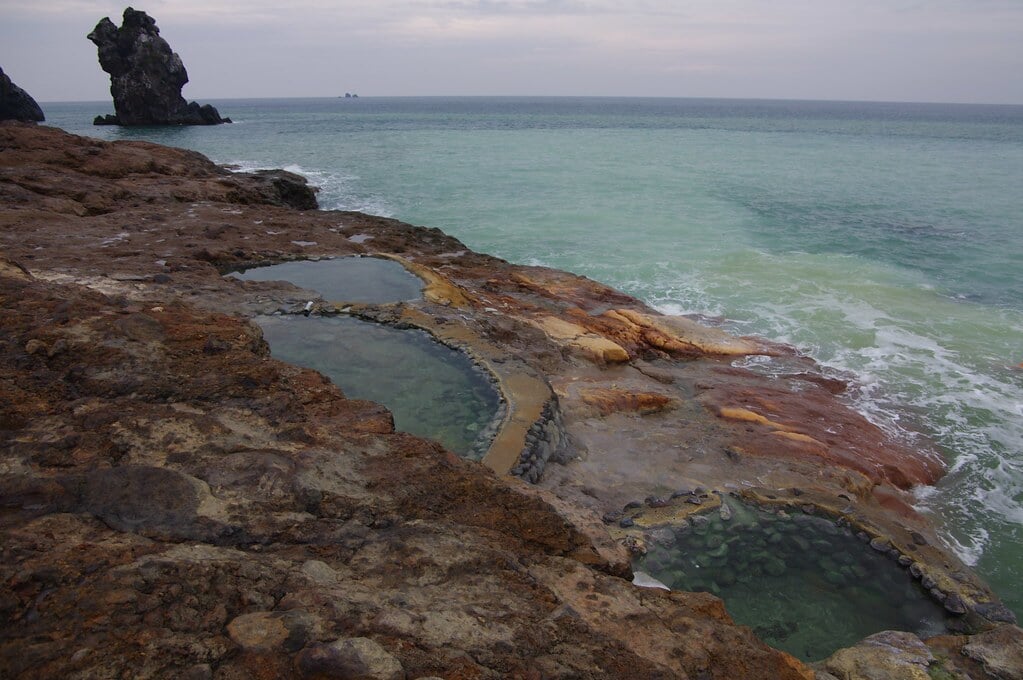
[228,257,423,303]
[256,314,503,458]
[633,497,950,661]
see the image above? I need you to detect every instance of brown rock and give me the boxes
[227,611,290,652]
[819,630,934,680]
[1,120,1005,680]
[580,387,677,416]
[296,637,403,680]
[227,610,323,653]
[962,625,1023,680]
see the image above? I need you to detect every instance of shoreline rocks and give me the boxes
[0,67,44,122]
[1,121,1020,679]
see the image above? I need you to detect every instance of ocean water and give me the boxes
[43,97,1023,616]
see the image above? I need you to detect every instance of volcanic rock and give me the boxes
[819,630,934,680]
[0,67,44,122]
[2,121,1018,678]
[87,7,229,126]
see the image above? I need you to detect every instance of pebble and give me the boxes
[602,510,622,524]
[943,593,967,615]
[24,339,46,355]
[619,517,635,528]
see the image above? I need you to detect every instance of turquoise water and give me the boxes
[43,98,1023,615]
[255,314,501,458]
[635,498,949,661]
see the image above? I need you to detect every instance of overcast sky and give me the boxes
[1,0,1021,104]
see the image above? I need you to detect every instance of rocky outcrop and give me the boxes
[0,67,44,122]
[1,122,1019,678]
[87,7,229,126]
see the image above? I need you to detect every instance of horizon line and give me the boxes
[38,94,1023,108]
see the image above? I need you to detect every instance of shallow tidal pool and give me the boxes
[229,257,423,303]
[633,498,950,661]
[256,314,502,458]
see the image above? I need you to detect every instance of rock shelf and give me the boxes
[1,121,1020,679]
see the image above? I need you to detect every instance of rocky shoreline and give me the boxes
[2,121,1020,679]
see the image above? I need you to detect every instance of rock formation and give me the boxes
[87,7,229,126]
[1,122,1020,679]
[0,67,44,122]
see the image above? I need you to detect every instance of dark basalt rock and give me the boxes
[0,67,44,122]
[248,169,320,211]
[87,7,230,126]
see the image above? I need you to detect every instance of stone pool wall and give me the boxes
[511,398,569,483]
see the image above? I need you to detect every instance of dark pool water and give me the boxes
[229,257,423,303]
[633,498,949,661]
[256,314,501,458]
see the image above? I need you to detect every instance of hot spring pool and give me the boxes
[256,314,502,459]
[229,257,423,303]
[633,497,950,661]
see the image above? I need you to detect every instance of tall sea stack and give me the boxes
[87,7,229,126]
[0,67,45,122]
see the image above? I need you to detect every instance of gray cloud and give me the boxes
[1,0,1020,103]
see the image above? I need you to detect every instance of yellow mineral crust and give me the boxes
[718,406,828,449]
[607,308,772,356]
[377,254,473,308]
[532,315,631,364]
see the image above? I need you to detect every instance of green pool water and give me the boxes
[256,314,502,458]
[229,257,423,303]
[633,498,949,661]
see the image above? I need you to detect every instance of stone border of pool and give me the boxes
[257,251,568,480]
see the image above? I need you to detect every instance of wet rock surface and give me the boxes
[0,67,44,122]
[87,7,229,126]
[0,121,1019,678]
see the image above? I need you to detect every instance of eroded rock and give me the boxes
[87,7,229,126]
[0,67,44,122]
[0,121,1010,679]
[819,630,934,680]
[962,625,1023,680]
[296,637,404,680]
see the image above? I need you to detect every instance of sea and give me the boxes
[41,97,1023,616]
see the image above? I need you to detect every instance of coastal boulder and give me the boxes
[87,7,229,126]
[0,67,44,122]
